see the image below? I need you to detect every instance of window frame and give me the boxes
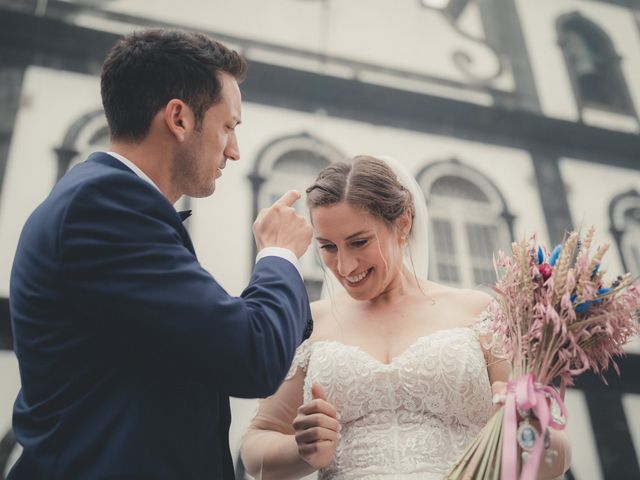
[417,159,515,288]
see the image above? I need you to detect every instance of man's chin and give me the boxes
[186,182,216,198]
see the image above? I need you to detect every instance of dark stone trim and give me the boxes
[1,8,640,170]
[585,391,640,479]
[243,60,640,169]
[529,153,575,245]
[0,297,11,351]
[0,56,26,206]
[0,8,115,77]
[609,189,640,273]
[0,0,38,14]
[0,426,17,480]
[579,0,640,9]
[573,353,640,394]
[477,0,541,113]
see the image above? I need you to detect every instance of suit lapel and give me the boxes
[178,223,196,257]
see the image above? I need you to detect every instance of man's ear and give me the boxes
[164,99,190,142]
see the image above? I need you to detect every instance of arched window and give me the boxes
[250,133,344,300]
[557,12,635,117]
[55,109,109,182]
[417,159,514,287]
[610,189,640,276]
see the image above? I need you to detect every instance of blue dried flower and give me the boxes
[537,246,545,264]
[575,301,593,313]
[549,245,562,266]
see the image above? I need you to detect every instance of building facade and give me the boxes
[0,0,639,478]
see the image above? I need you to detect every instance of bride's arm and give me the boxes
[240,367,317,480]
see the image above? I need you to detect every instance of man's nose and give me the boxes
[225,134,240,161]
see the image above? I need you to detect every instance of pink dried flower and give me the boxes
[487,229,640,387]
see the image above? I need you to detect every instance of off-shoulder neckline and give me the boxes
[306,325,481,367]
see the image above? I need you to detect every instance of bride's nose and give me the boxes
[337,250,357,277]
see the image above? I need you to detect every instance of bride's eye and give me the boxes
[351,239,368,248]
[319,243,337,252]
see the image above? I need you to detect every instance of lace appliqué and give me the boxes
[472,308,509,361]
[299,328,494,480]
[285,339,313,380]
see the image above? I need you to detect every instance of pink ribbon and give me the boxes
[501,373,567,480]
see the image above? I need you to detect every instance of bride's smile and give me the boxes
[345,267,373,285]
[311,201,408,301]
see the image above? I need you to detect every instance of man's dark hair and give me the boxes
[101,29,247,141]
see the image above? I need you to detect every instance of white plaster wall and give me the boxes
[81,0,512,98]
[0,66,103,298]
[560,159,640,286]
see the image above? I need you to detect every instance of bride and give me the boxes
[240,155,570,479]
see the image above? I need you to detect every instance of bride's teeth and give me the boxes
[347,269,369,284]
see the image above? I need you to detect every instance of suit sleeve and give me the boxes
[59,176,311,398]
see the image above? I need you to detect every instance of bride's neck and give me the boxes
[367,266,422,307]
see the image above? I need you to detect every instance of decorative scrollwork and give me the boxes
[419,0,504,84]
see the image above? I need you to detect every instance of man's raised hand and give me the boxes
[252,190,313,258]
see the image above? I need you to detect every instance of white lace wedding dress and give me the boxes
[287,325,494,480]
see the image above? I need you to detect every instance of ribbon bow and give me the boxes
[501,373,567,480]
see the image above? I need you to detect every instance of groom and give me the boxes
[8,29,313,479]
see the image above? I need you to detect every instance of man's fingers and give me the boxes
[273,190,301,208]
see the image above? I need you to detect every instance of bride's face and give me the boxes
[311,202,405,301]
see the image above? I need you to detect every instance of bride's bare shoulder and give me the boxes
[424,281,493,319]
[309,294,351,341]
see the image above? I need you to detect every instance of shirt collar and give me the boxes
[106,151,162,194]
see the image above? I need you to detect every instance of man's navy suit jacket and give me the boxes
[8,152,312,479]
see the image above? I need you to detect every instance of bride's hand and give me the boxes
[491,381,507,413]
[293,383,341,470]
